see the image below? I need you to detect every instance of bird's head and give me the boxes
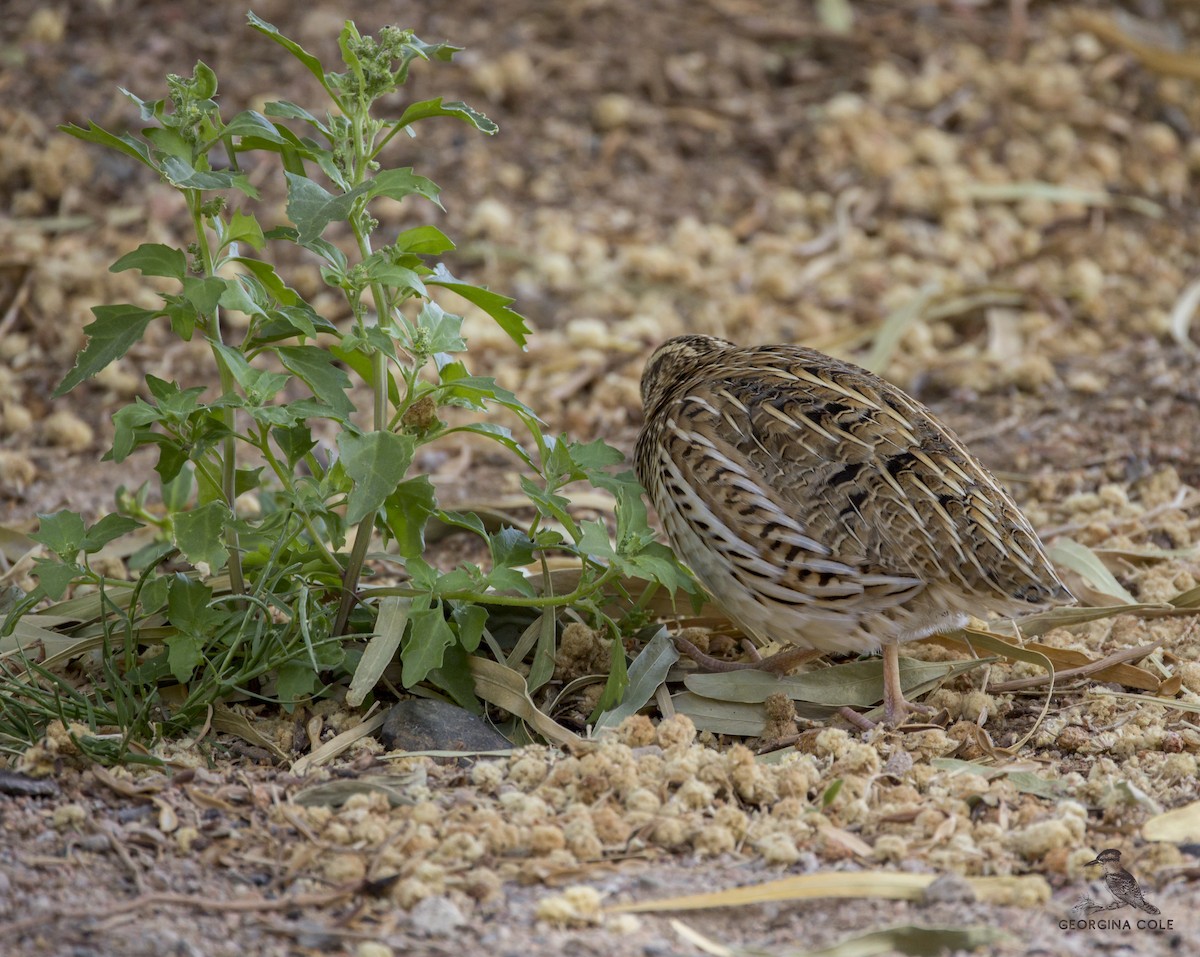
[1085,849,1122,867]
[640,335,735,418]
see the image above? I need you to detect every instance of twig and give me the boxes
[989,640,1163,692]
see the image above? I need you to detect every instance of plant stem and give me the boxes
[190,193,245,595]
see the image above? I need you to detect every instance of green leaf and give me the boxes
[275,659,322,707]
[490,526,535,568]
[166,574,219,634]
[569,438,625,473]
[231,258,297,306]
[484,566,537,597]
[338,431,416,525]
[81,515,143,553]
[30,511,87,561]
[593,628,678,732]
[285,173,365,244]
[59,121,155,169]
[181,276,225,314]
[213,343,289,404]
[263,100,325,129]
[111,243,186,279]
[426,263,529,348]
[110,400,162,461]
[271,423,317,468]
[276,345,354,418]
[161,464,195,512]
[221,110,288,146]
[451,603,489,654]
[220,210,266,251]
[577,520,617,560]
[394,224,455,255]
[55,304,160,396]
[172,502,231,572]
[395,96,498,135]
[165,633,204,684]
[365,167,443,209]
[416,301,466,355]
[384,476,437,560]
[30,558,79,601]
[160,156,258,197]
[247,13,333,97]
[402,602,456,686]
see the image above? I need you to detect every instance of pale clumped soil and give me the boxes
[3,1,1200,955]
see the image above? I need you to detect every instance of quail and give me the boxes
[634,335,1073,725]
[1085,849,1160,914]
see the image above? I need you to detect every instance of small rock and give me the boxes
[920,872,977,905]
[409,895,467,937]
[380,699,510,754]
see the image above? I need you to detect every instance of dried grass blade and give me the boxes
[606,871,1050,913]
[466,655,580,747]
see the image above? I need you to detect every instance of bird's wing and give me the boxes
[653,388,925,622]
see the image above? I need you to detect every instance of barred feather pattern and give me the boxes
[635,335,1072,656]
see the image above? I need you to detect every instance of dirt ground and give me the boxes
[4,1,1200,955]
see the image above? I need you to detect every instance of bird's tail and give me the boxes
[1139,901,1161,915]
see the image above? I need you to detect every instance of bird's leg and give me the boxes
[882,643,934,726]
[672,633,823,674]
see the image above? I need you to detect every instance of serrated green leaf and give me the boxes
[394,96,498,135]
[271,423,317,468]
[29,559,80,601]
[338,430,416,525]
[426,263,529,348]
[81,515,143,553]
[160,156,258,197]
[276,345,353,418]
[110,400,162,461]
[247,13,332,96]
[166,574,218,633]
[490,526,535,568]
[165,633,204,684]
[59,121,155,169]
[213,342,289,404]
[365,167,443,209]
[30,511,87,561]
[384,475,437,560]
[275,659,321,706]
[181,276,225,314]
[55,304,160,396]
[483,566,537,597]
[172,502,231,572]
[416,300,466,355]
[263,99,324,128]
[111,243,186,279]
[402,602,456,686]
[285,172,364,244]
[220,209,266,251]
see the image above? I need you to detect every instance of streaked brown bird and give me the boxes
[1085,849,1160,914]
[635,335,1072,725]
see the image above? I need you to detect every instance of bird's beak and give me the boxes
[1084,858,1101,867]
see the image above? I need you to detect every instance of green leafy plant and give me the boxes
[0,14,695,762]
